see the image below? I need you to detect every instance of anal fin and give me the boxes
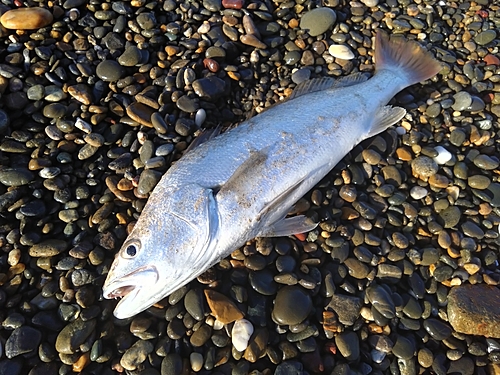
[366,105,406,139]
[258,215,318,237]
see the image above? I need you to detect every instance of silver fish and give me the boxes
[103,31,441,319]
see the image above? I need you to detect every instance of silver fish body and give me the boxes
[103,31,441,319]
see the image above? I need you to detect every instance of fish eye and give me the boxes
[126,245,136,257]
[122,241,140,259]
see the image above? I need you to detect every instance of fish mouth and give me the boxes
[103,266,159,319]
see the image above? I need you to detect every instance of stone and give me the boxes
[204,289,244,324]
[5,326,42,358]
[300,7,336,37]
[0,8,53,29]
[448,284,500,338]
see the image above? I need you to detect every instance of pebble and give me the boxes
[433,146,452,165]
[5,326,42,358]
[299,8,336,37]
[335,331,360,361]
[55,319,96,354]
[232,319,254,351]
[0,168,34,186]
[0,8,53,30]
[204,289,244,324]
[120,340,154,370]
[272,286,312,325]
[448,285,500,338]
[96,60,125,82]
[328,44,355,60]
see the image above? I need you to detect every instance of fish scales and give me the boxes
[103,31,442,319]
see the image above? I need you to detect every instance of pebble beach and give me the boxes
[0,0,499,374]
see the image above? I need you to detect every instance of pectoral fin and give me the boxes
[365,105,406,139]
[258,215,318,237]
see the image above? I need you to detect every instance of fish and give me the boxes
[102,31,441,319]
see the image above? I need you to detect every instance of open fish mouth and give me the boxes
[103,266,159,318]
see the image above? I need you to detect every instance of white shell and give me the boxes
[195,108,207,127]
[328,44,355,60]
[231,318,254,352]
[433,145,452,165]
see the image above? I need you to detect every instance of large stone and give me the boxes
[447,284,500,338]
[204,289,244,324]
[0,7,53,30]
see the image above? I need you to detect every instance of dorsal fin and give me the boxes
[289,73,369,100]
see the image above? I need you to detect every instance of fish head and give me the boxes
[103,184,219,319]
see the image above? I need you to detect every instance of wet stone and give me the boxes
[300,7,336,37]
[55,318,97,354]
[392,334,415,360]
[190,324,212,347]
[204,289,243,324]
[29,239,68,257]
[0,7,53,30]
[0,168,34,187]
[439,206,461,228]
[120,340,154,371]
[461,221,484,239]
[452,91,472,111]
[192,76,226,99]
[272,286,312,325]
[448,284,500,338]
[473,154,499,170]
[327,294,362,326]
[118,46,142,67]
[96,60,125,82]
[423,318,452,341]
[184,289,205,321]
[335,331,359,361]
[249,270,277,295]
[474,29,497,45]
[366,284,395,319]
[5,326,42,358]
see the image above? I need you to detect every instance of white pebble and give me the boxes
[328,44,355,60]
[410,186,428,200]
[190,352,203,372]
[213,319,224,330]
[195,108,206,127]
[433,145,452,165]
[75,117,92,134]
[231,318,254,352]
[360,0,379,6]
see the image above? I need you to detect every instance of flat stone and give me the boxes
[0,8,53,29]
[272,286,312,325]
[204,289,244,324]
[120,340,154,371]
[327,294,362,326]
[300,7,336,37]
[448,284,500,338]
[29,239,68,257]
[126,102,155,127]
[55,318,97,354]
[0,168,34,187]
[96,60,125,82]
[5,326,42,358]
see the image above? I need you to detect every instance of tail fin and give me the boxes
[375,30,441,86]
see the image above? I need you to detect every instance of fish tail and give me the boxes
[375,30,441,87]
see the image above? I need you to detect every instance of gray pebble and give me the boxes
[5,326,42,358]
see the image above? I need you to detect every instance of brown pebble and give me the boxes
[484,54,500,66]
[428,174,449,189]
[222,0,244,9]
[203,58,219,72]
[396,147,412,161]
[240,34,267,49]
[204,289,244,324]
[0,7,53,30]
[73,352,90,372]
